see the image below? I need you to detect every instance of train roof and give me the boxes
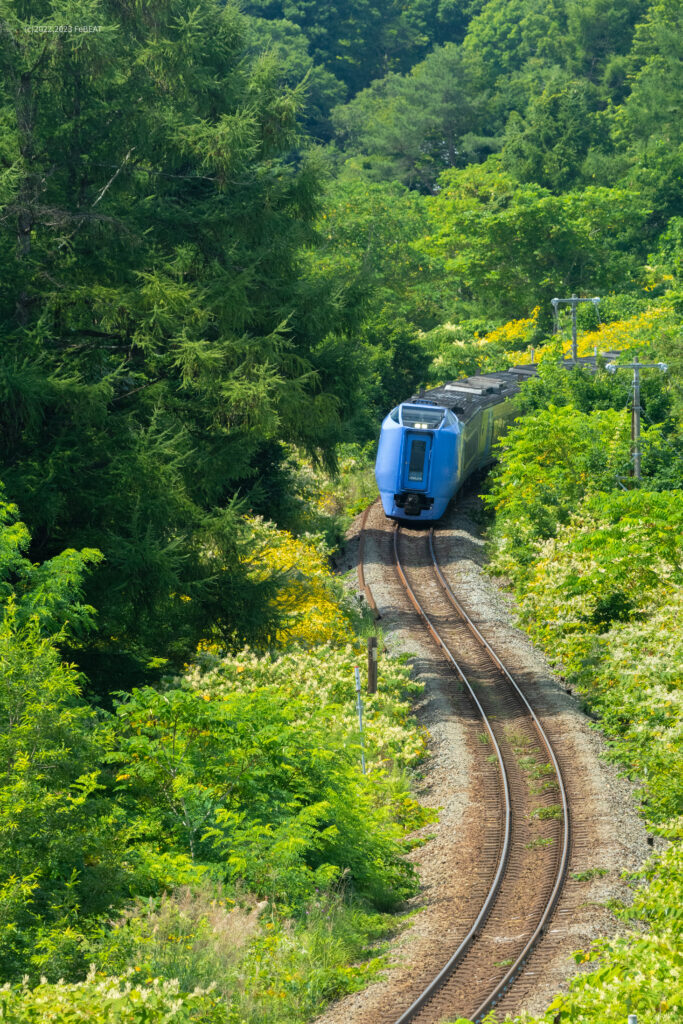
[406,352,620,424]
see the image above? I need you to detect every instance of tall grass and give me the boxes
[94,885,399,1023]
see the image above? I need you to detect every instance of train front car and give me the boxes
[375,402,460,521]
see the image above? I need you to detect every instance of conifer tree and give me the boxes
[0,0,342,686]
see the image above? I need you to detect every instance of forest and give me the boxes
[0,0,680,1021]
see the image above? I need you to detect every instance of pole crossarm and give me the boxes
[551,294,600,363]
[551,296,601,308]
[605,361,669,372]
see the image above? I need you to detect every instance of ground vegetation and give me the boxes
[1,0,682,1020]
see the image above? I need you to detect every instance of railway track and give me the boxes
[359,510,571,1024]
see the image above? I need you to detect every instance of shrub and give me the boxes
[485,407,683,1024]
[110,646,429,912]
[0,968,226,1023]
[0,493,126,982]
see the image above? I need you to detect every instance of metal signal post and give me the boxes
[606,357,668,480]
[354,665,366,774]
[551,294,600,363]
[367,636,378,694]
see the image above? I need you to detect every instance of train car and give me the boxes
[375,355,619,521]
[375,364,539,522]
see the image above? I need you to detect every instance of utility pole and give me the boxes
[551,294,600,363]
[367,636,378,694]
[606,357,668,480]
[354,665,366,774]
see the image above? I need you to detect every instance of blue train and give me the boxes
[375,355,619,521]
[376,368,528,520]
[374,365,537,521]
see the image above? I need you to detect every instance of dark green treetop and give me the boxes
[0,0,348,686]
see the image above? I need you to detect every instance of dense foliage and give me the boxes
[0,488,431,1019]
[1,0,682,1020]
[2,0,681,688]
[0,0,363,688]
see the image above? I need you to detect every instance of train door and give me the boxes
[402,433,431,490]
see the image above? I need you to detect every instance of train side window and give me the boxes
[445,410,457,426]
[390,407,400,422]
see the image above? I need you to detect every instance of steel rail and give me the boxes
[391,524,512,1024]
[427,527,571,1022]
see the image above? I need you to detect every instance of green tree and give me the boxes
[485,403,632,577]
[565,0,648,88]
[0,0,347,685]
[241,0,474,95]
[0,491,126,981]
[614,0,683,234]
[501,74,603,191]
[618,0,683,149]
[332,43,497,191]
[461,0,566,94]
[242,16,347,141]
[421,161,649,320]
[301,177,437,434]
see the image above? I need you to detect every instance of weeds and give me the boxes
[572,868,609,882]
[508,730,534,750]
[531,804,563,821]
[530,780,558,794]
[519,757,555,779]
[94,884,262,995]
[92,887,400,1023]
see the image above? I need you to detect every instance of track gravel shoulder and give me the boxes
[319,496,653,1024]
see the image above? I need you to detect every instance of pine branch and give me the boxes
[92,148,135,207]
[109,378,163,404]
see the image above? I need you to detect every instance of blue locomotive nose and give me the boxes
[375,402,456,521]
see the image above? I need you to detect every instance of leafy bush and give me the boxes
[517,491,683,822]
[512,840,683,1023]
[485,404,632,578]
[240,517,358,648]
[111,646,428,912]
[0,969,226,1023]
[0,492,129,981]
[0,487,431,1016]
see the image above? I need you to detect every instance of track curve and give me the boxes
[389,522,571,1024]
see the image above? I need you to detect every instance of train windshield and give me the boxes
[401,405,444,429]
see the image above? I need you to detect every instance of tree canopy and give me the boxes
[0,0,356,683]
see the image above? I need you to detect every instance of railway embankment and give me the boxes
[317,493,653,1024]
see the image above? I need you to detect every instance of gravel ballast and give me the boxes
[317,494,654,1024]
